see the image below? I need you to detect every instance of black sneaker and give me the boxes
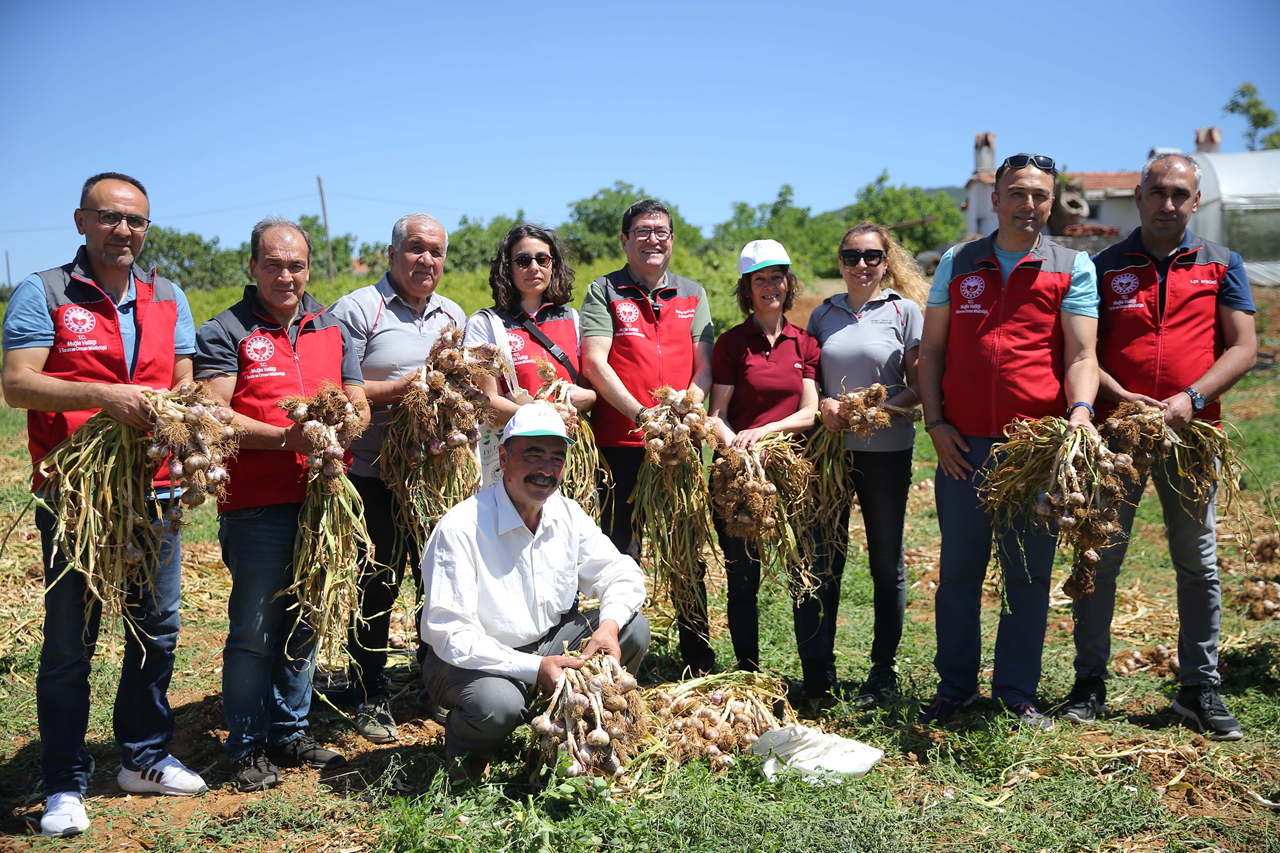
[1172,684,1243,741]
[267,734,348,770]
[920,691,978,726]
[852,667,899,707]
[230,749,281,792]
[1005,701,1054,731]
[1061,676,1107,724]
[354,696,399,744]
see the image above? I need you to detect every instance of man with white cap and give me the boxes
[418,402,650,779]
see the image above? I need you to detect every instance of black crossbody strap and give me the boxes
[516,313,578,384]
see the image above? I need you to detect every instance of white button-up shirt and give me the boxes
[421,481,646,684]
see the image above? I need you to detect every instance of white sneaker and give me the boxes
[117,755,208,796]
[41,791,89,836]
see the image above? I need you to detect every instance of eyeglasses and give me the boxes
[625,227,673,242]
[79,208,151,232]
[839,248,885,267]
[999,154,1057,173]
[513,253,553,269]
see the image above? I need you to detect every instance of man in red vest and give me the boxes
[195,217,369,791]
[580,199,716,673]
[919,154,1100,728]
[2,173,206,836]
[1061,153,1256,739]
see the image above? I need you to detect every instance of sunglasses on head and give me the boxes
[513,253,553,269]
[839,248,885,267]
[1000,153,1056,172]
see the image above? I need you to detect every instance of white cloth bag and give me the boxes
[747,723,884,785]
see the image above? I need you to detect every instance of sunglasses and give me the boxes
[79,208,151,232]
[513,253,553,269]
[839,248,885,267]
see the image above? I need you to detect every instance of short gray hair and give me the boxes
[250,215,312,262]
[1141,153,1201,189]
[391,213,448,252]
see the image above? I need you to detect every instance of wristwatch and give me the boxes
[1183,387,1207,412]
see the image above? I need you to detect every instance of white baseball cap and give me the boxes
[501,401,576,445]
[738,239,792,274]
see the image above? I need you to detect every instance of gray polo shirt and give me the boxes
[326,274,466,478]
[806,288,924,452]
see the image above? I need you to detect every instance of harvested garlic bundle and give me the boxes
[637,385,719,467]
[648,672,792,771]
[537,653,651,782]
[710,446,778,539]
[280,384,368,489]
[146,382,245,531]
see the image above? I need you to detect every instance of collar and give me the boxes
[244,285,325,329]
[376,272,442,315]
[828,288,902,315]
[69,245,151,300]
[625,264,669,293]
[743,316,800,339]
[1123,227,1202,261]
[494,479,565,536]
[975,230,1051,268]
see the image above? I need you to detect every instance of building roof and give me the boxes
[1067,171,1141,196]
[966,171,995,187]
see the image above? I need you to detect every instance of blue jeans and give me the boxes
[1073,456,1221,686]
[219,503,315,761]
[934,436,1057,706]
[800,448,913,675]
[35,503,182,796]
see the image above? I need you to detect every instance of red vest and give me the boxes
[29,249,180,490]
[1095,231,1229,422]
[589,268,706,447]
[201,289,348,512]
[483,305,580,395]
[941,234,1078,437]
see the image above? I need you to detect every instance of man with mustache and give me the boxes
[418,402,649,781]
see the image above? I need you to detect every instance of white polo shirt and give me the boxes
[421,480,647,683]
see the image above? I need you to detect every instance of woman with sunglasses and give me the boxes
[464,224,595,484]
[707,240,821,675]
[803,222,928,706]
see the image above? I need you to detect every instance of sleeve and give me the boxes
[1,275,56,350]
[462,311,498,347]
[691,291,715,344]
[710,330,739,386]
[926,249,954,307]
[193,319,241,379]
[420,520,545,682]
[1218,252,1256,313]
[338,324,365,385]
[578,280,614,338]
[325,294,369,364]
[568,501,646,629]
[801,332,821,381]
[1061,252,1100,318]
[170,283,197,355]
[902,301,924,350]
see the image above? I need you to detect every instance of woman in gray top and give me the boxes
[804,222,927,706]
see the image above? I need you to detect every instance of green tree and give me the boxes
[446,212,523,272]
[298,214,357,276]
[138,225,249,291]
[357,240,388,278]
[1224,82,1280,150]
[561,181,705,264]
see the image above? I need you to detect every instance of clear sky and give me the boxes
[2,0,1278,281]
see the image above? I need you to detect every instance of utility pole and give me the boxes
[317,176,335,280]
[5,251,10,289]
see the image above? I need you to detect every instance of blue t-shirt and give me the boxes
[2,272,197,374]
[927,244,1099,318]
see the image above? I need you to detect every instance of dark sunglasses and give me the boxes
[79,208,151,232]
[513,253,553,269]
[839,248,885,267]
[1000,153,1057,173]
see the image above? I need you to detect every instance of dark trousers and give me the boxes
[346,474,424,704]
[36,503,181,796]
[800,448,912,689]
[711,511,763,671]
[599,445,714,672]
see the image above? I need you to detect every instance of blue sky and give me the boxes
[2,0,1278,281]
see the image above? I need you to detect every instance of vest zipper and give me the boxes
[991,265,1007,437]
[72,274,131,382]
[279,317,308,394]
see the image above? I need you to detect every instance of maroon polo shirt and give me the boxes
[711,318,821,431]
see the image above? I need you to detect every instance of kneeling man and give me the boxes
[420,403,650,777]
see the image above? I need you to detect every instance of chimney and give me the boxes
[1195,127,1221,153]
[974,132,996,174]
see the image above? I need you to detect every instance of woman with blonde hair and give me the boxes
[803,221,927,706]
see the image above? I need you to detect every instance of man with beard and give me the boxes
[419,403,649,780]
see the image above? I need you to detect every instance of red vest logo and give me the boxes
[959,276,985,300]
[1111,272,1140,296]
[507,332,525,353]
[614,301,641,324]
[244,335,276,363]
[62,306,96,334]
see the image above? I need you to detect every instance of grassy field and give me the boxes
[0,293,1277,851]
